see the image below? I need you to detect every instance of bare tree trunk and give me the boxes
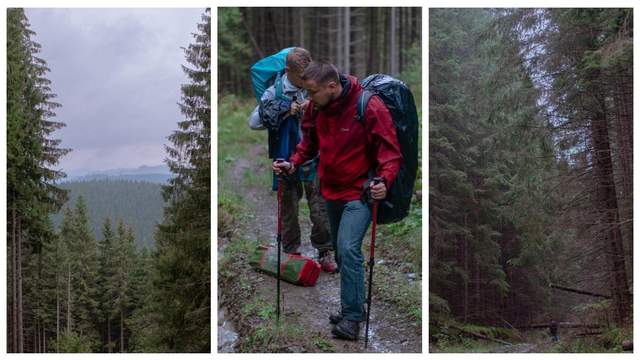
[120,310,124,353]
[299,8,305,47]
[56,288,59,352]
[463,216,469,322]
[390,7,398,75]
[344,7,351,74]
[267,8,282,50]
[589,85,632,325]
[240,8,264,59]
[17,218,23,352]
[66,264,71,332]
[11,205,17,353]
[107,315,111,353]
[612,68,633,280]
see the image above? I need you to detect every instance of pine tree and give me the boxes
[62,197,99,349]
[7,8,70,352]
[106,221,136,352]
[96,218,116,352]
[152,8,211,352]
[127,248,165,352]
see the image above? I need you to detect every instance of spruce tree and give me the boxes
[96,218,116,352]
[152,8,211,352]
[7,8,70,352]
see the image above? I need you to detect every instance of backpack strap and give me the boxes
[274,71,288,102]
[356,90,374,124]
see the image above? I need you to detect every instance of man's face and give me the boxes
[303,79,337,109]
[286,67,304,88]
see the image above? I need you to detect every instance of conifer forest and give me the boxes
[429,8,633,352]
[6,8,211,352]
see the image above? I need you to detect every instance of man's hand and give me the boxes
[370,180,387,200]
[272,160,296,175]
[289,101,302,116]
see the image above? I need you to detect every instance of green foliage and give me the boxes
[149,9,211,352]
[52,180,164,248]
[429,8,558,326]
[56,330,97,353]
[398,44,422,111]
[374,263,422,327]
[7,9,70,352]
[218,8,252,97]
[239,322,306,353]
[312,335,336,352]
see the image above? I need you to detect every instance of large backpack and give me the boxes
[357,74,419,224]
[250,47,294,103]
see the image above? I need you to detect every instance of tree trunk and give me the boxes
[588,76,632,325]
[120,310,124,353]
[56,287,59,352]
[299,8,305,47]
[17,218,23,352]
[612,68,633,280]
[344,7,351,74]
[390,7,398,75]
[11,205,17,353]
[549,283,610,299]
[107,315,112,353]
[67,264,71,332]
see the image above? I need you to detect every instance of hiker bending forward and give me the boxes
[273,61,402,341]
[249,48,336,273]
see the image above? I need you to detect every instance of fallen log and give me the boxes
[517,322,602,330]
[450,325,513,346]
[574,332,603,337]
[501,319,525,342]
[549,284,611,299]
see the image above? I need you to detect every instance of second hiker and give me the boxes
[249,47,337,273]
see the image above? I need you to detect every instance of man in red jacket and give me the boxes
[273,61,402,340]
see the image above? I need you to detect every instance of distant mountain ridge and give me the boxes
[64,164,172,184]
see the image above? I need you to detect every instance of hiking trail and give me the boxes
[218,144,421,353]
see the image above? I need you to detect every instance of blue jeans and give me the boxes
[325,199,372,322]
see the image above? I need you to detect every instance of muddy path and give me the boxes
[219,144,421,353]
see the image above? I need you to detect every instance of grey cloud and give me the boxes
[25,8,205,173]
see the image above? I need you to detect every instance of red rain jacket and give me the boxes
[289,75,402,201]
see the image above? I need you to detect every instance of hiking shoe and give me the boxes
[329,312,343,324]
[332,319,360,341]
[319,251,338,274]
[329,307,366,324]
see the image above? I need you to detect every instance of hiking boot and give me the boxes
[318,251,338,274]
[332,319,360,341]
[329,312,343,325]
[329,306,366,324]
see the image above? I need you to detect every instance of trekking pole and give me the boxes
[365,177,382,349]
[274,159,286,325]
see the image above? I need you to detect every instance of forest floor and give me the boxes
[217,97,422,353]
[429,327,633,353]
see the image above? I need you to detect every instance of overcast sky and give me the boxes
[26,8,205,175]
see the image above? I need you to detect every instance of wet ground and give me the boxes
[218,144,421,353]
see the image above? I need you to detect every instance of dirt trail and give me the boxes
[219,144,421,353]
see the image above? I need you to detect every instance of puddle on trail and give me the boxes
[217,308,238,353]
